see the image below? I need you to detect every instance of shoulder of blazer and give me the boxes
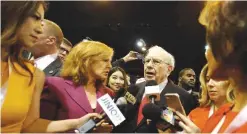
[135,81,147,105]
[45,76,67,89]
[43,57,63,76]
[165,82,190,95]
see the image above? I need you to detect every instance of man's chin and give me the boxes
[188,84,195,88]
[145,77,155,81]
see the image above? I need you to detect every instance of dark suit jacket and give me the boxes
[40,77,114,120]
[43,57,63,77]
[116,80,197,133]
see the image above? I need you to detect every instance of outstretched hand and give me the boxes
[122,51,140,62]
[75,113,102,129]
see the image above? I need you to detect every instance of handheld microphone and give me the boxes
[124,85,139,105]
[142,103,183,132]
[116,86,139,123]
[113,88,126,103]
[145,80,160,103]
[116,97,127,106]
[114,85,139,105]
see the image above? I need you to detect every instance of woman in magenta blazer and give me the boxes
[40,41,115,132]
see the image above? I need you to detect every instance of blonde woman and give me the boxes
[41,41,115,132]
[176,1,247,133]
[188,64,234,130]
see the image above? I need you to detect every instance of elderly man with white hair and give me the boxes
[116,46,197,133]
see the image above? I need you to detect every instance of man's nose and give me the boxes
[190,77,195,81]
[146,60,154,68]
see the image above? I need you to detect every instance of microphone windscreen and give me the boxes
[114,88,126,102]
[116,97,127,105]
[142,103,161,121]
[146,80,158,86]
[126,85,139,96]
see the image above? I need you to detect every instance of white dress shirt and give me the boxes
[34,53,58,70]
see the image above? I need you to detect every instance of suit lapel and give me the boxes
[95,87,104,113]
[43,58,62,76]
[63,80,92,113]
[157,82,174,107]
[136,82,146,105]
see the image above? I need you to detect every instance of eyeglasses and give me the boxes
[142,58,170,66]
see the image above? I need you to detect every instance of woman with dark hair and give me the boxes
[1,1,101,133]
[106,67,128,92]
[175,1,247,133]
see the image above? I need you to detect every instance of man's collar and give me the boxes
[159,79,168,92]
[34,52,58,61]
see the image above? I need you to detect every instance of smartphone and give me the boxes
[165,93,186,116]
[161,108,175,125]
[158,107,183,131]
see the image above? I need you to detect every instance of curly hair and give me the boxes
[60,41,114,86]
[199,1,247,74]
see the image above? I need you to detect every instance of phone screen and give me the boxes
[161,108,175,125]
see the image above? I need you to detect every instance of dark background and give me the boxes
[46,1,207,88]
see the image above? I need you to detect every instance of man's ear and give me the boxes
[167,65,173,75]
[178,77,182,83]
[47,36,56,45]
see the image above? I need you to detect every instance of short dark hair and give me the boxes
[178,68,194,78]
[63,38,73,47]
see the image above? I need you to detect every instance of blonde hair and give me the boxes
[199,64,234,107]
[43,19,64,48]
[60,41,114,86]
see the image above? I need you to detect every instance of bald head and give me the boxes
[147,46,175,70]
[31,19,64,58]
[43,19,64,48]
[144,45,175,84]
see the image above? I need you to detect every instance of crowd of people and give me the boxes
[1,1,247,133]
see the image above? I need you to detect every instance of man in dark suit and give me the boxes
[119,46,197,133]
[58,38,73,62]
[31,19,64,76]
[178,68,200,106]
